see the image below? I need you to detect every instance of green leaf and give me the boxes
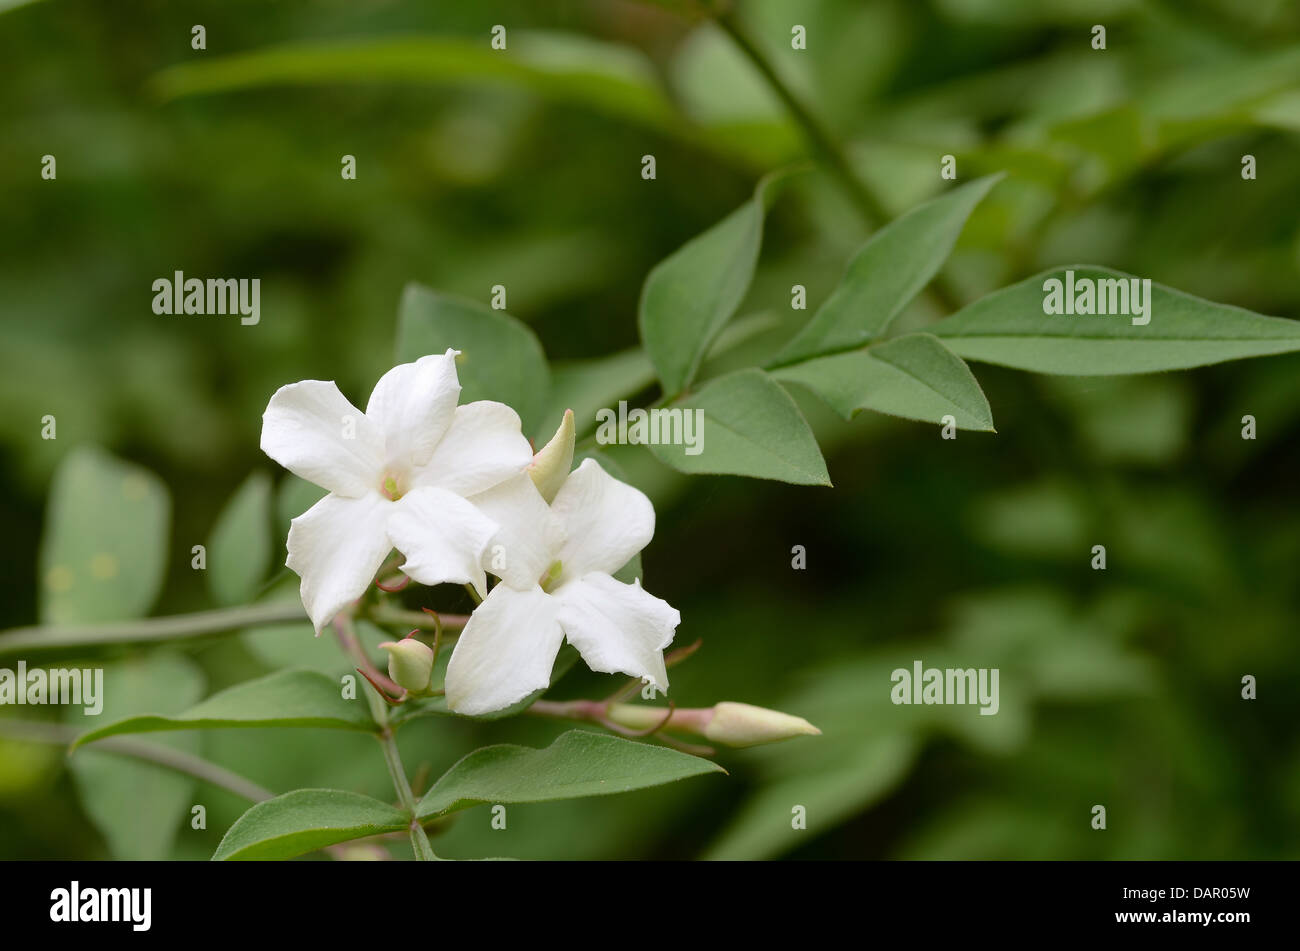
[545,315,782,443]
[647,368,830,485]
[207,471,272,607]
[149,33,677,131]
[72,670,376,749]
[930,266,1300,375]
[38,446,170,625]
[774,333,995,431]
[772,174,1003,365]
[213,789,407,860]
[417,730,724,819]
[705,734,919,860]
[541,348,657,443]
[65,654,205,860]
[395,284,550,436]
[241,618,388,675]
[392,646,580,725]
[639,170,793,396]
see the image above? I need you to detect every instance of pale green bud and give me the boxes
[603,701,819,748]
[528,409,574,504]
[702,702,821,748]
[378,638,434,694]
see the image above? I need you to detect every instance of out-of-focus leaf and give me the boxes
[151,33,677,130]
[213,789,407,860]
[395,284,550,436]
[704,734,918,860]
[773,174,1003,364]
[241,618,387,675]
[417,730,724,819]
[65,654,205,860]
[38,446,169,625]
[775,333,994,431]
[207,471,272,606]
[647,368,830,485]
[542,349,657,443]
[931,266,1300,374]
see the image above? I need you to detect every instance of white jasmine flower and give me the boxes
[428,458,680,715]
[260,350,531,631]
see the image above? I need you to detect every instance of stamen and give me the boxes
[538,559,563,593]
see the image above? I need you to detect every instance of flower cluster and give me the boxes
[259,351,680,715]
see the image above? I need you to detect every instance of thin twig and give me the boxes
[0,719,273,803]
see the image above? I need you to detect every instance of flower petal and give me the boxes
[550,458,654,578]
[414,401,532,497]
[555,573,678,694]
[261,380,382,497]
[286,492,393,632]
[365,351,461,472]
[444,585,564,715]
[468,474,562,590]
[387,487,500,598]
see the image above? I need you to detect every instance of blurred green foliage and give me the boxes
[2,0,1299,859]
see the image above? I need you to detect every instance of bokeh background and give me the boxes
[2,0,1300,860]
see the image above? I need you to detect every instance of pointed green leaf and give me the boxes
[930,266,1300,375]
[395,284,550,436]
[207,471,272,607]
[150,34,677,131]
[774,333,995,431]
[72,670,375,749]
[773,174,1003,365]
[39,446,170,625]
[66,654,205,860]
[213,789,408,860]
[639,170,793,396]
[417,730,724,820]
[647,368,830,485]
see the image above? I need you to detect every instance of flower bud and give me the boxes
[604,701,820,748]
[702,702,820,748]
[378,638,434,694]
[528,409,574,504]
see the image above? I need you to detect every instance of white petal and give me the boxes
[415,401,532,497]
[286,492,393,632]
[550,457,654,578]
[444,585,564,716]
[467,474,562,590]
[261,380,382,497]
[555,573,679,693]
[365,351,461,472]
[387,487,499,598]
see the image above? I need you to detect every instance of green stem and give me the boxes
[0,600,307,657]
[0,719,273,802]
[714,10,887,226]
[367,604,468,632]
[335,614,437,861]
[714,7,964,314]
[378,725,436,861]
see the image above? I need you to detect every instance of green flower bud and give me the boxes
[702,702,820,748]
[378,638,434,694]
[603,701,820,748]
[528,409,575,503]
